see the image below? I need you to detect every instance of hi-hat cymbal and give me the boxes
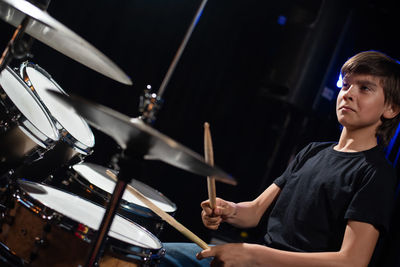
[47,90,236,185]
[0,0,132,85]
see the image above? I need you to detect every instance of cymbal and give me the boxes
[0,0,132,85]
[47,90,236,185]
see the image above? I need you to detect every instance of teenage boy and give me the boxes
[160,51,400,267]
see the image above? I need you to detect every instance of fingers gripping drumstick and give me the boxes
[105,170,209,250]
[204,122,216,209]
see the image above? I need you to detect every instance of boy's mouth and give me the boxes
[339,105,355,112]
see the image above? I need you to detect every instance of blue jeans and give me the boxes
[158,242,212,267]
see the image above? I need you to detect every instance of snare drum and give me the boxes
[12,62,95,181]
[47,162,177,236]
[0,67,59,175]
[0,180,164,267]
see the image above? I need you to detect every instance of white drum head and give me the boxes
[25,66,95,148]
[73,163,176,213]
[21,181,162,249]
[0,67,58,142]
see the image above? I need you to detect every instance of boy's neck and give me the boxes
[334,127,378,152]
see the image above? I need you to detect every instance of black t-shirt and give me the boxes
[264,142,397,253]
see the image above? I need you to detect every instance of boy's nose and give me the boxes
[343,85,355,101]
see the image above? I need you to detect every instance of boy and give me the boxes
[161,51,400,267]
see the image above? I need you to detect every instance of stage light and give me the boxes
[277,15,287,26]
[336,73,342,88]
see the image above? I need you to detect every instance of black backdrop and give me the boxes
[1,0,400,247]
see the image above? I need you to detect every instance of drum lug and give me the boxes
[34,236,47,247]
[10,113,21,123]
[0,181,16,229]
[25,149,45,163]
[0,121,10,133]
[29,223,51,263]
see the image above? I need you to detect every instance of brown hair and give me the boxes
[341,51,400,146]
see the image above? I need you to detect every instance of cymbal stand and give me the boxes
[0,16,33,72]
[85,147,147,267]
[139,0,209,124]
[85,175,127,266]
[139,85,163,125]
[0,0,51,72]
[87,0,209,265]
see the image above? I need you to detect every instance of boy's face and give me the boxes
[336,73,394,131]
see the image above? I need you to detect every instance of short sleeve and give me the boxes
[345,166,397,233]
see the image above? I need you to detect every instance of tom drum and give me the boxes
[13,62,95,181]
[47,162,177,237]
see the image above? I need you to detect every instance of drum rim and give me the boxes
[15,179,164,251]
[0,66,60,147]
[73,162,178,213]
[107,238,166,263]
[19,61,95,154]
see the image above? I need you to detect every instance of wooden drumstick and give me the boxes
[204,122,216,209]
[105,170,209,250]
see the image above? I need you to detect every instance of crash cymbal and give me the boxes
[47,90,236,185]
[0,0,132,85]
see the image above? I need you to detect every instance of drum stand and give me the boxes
[85,148,148,266]
[0,0,51,72]
[85,168,127,266]
[0,16,32,72]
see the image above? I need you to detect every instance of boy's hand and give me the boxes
[201,197,236,229]
[196,243,256,267]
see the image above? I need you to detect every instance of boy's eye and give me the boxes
[342,83,349,89]
[360,86,370,91]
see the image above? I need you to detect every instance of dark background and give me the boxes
[2,0,400,264]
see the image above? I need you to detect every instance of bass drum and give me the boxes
[0,180,165,267]
[13,62,95,181]
[46,162,177,237]
[0,66,59,177]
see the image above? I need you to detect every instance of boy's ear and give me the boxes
[383,104,400,119]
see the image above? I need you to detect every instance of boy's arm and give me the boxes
[198,220,379,267]
[201,183,281,229]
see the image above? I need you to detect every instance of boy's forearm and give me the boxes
[223,201,261,228]
[225,183,281,228]
[247,244,365,267]
[200,221,377,267]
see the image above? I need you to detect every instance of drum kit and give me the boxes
[0,0,236,266]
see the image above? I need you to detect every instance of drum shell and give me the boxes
[45,164,176,237]
[13,141,87,183]
[0,181,164,266]
[0,67,58,175]
[0,101,38,163]
[0,118,41,174]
